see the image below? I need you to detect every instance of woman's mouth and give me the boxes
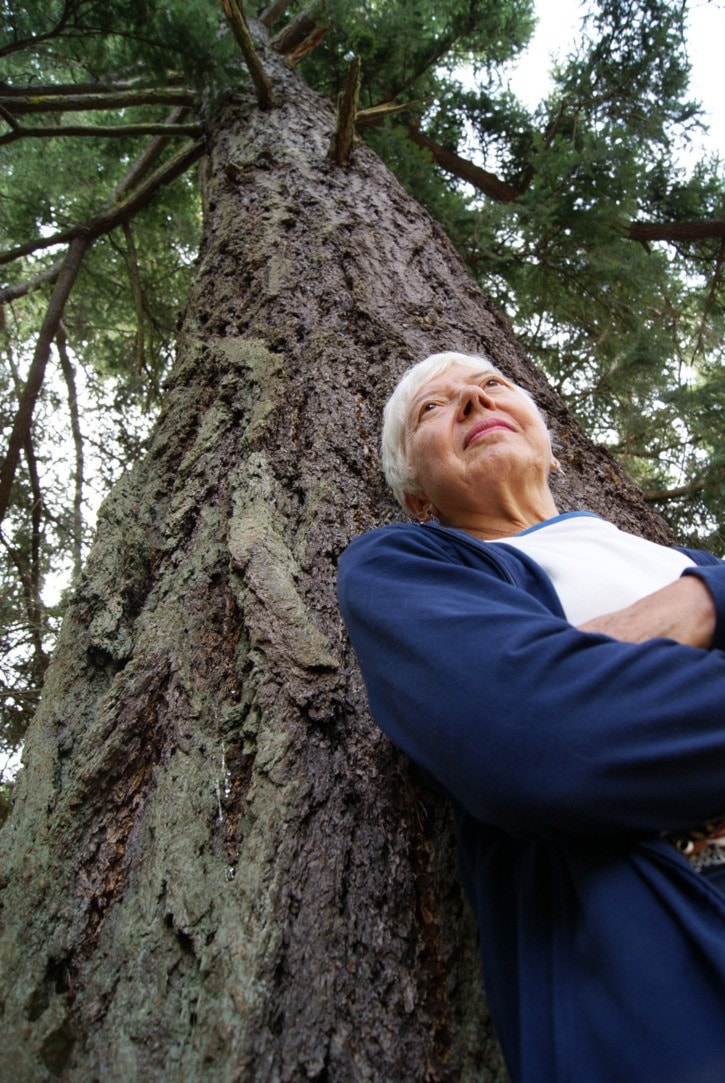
[464,419,515,449]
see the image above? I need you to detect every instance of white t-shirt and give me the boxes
[490,511,694,625]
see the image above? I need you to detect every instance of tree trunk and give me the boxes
[0,40,674,1083]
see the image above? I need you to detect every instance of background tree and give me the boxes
[2,0,724,778]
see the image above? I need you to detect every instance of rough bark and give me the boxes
[0,37,675,1083]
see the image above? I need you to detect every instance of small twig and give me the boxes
[355,98,432,128]
[221,0,274,110]
[329,57,361,167]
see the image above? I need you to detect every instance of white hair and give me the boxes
[381,351,540,508]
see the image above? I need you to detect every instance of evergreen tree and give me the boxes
[2,1,723,768]
[0,14,681,1076]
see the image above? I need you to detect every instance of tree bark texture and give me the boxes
[0,40,675,1083]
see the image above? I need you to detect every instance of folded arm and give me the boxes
[577,573,716,647]
[338,526,725,839]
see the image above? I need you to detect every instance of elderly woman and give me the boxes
[337,351,725,1083]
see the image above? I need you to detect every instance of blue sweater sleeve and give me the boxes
[682,563,725,652]
[337,525,725,839]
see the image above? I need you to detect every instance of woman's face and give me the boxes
[403,365,554,523]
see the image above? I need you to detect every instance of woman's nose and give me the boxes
[457,385,494,418]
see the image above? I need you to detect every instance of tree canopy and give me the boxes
[1,0,724,787]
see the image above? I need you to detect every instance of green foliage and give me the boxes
[2,0,725,774]
[303,0,536,105]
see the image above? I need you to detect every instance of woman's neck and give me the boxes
[437,493,560,541]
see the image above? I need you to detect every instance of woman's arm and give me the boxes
[577,574,716,647]
[338,526,725,839]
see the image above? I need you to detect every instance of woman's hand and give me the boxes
[577,574,716,648]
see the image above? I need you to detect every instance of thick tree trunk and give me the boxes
[0,39,674,1083]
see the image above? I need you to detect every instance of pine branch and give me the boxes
[0,261,65,305]
[57,325,84,583]
[628,219,725,243]
[0,77,187,97]
[122,220,147,377]
[0,137,206,267]
[0,136,206,525]
[688,237,725,364]
[0,0,76,60]
[405,126,522,203]
[221,0,274,110]
[0,121,202,147]
[0,88,195,115]
[643,478,707,502]
[0,109,193,303]
[399,127,725,245]
[356,99,431,127]
[111,107,194,199]
[0,233,91,528]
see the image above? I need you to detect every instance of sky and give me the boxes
[508,0,724,159]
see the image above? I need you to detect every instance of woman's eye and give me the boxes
[484,377,505,389]
[421,401,439,414]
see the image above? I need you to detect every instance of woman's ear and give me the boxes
[404,492,436,521]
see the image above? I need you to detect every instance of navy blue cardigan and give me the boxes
[337,520,725,1083]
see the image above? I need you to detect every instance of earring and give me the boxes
[551,458,565,475]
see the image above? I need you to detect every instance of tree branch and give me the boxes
[398,128,725,244]
[356,99,431,127]
[0,88,195,115]
[0,136,206,525]
[0,233,92,528]
[0,108,193,304]
[405,126,522,203]
[329,57,360,166]
[122,220,146,376]
[284,23,330,66]
[56,325,84,582]
[0,121,202,147]
[111,107,195,199]
[643,478,707,502]
[689,237,725,362]
[628,219,725,243]
[0,0,75,60]
[0,260,65,305]
[271,3,325,57]
[0,136,206,267]
[0,76,188,98]
[222,0,274,110]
